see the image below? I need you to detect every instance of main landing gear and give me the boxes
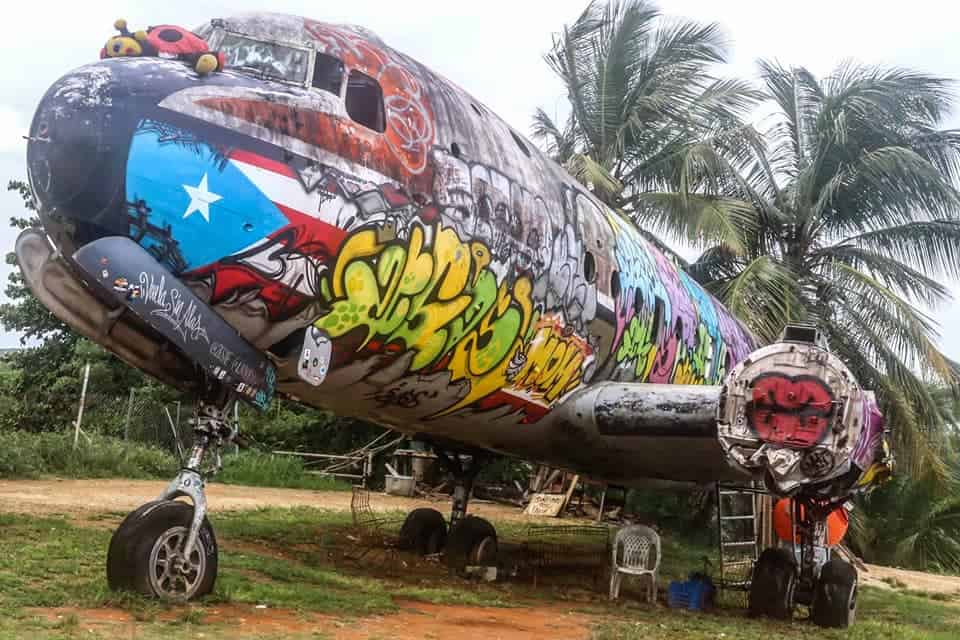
[107,379,235,600]
[397,449,498,573]
[749,496,857,628]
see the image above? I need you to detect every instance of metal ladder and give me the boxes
[716,482,767,592]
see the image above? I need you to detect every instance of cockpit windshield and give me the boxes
[219,32,310,84]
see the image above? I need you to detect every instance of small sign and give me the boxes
[524,493,567,517]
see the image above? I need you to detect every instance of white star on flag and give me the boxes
[182,173,222,222]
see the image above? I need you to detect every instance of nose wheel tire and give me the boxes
[399,508,448,555]
[106,500,218,601]
[811,558,858,628]
[749,548,797,620]
[445,516,497,573]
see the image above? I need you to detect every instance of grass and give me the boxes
[0,505,956,638]
[0,430,354,492]
[216,451,352,491]
[0,431,176,479]
[0,507,512,638]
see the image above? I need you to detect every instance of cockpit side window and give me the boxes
[219,32,310,84]
[345,70,385,133]
[312,53,344,96]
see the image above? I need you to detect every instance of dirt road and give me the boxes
[859,563,960,595]
[34,601,594,640]
[0,478,532,521]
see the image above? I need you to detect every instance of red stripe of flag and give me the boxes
[229,149,297,179]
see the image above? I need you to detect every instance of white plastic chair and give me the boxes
[610,524,661,602]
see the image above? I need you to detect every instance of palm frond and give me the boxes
[633,191,758,253]
[713,256,799,342]
[840,220,960,281]
[812,244,952,307]
[530,108,577,163]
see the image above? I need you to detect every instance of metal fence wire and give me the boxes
[72,385,192,456]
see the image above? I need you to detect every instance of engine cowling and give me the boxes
[717,325,887,495]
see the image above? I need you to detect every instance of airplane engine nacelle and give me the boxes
[717,325,883,496]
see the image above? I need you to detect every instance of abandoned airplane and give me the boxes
[17,12,892,628]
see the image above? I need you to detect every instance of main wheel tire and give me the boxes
[107,500,171,591]
[107,500,218,601]
[445,516,497,573]
[749,548,798,620]
[398,508,448,555]
[811,557,858,628]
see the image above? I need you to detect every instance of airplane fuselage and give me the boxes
[22,13,884,490]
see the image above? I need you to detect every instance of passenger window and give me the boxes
[345,70,385,132]
[312,53,344,96]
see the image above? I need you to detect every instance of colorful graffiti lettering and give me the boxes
[315,222,534,414]
[604,211,742,387]
[510,316,593,404]
[614,309,658,380]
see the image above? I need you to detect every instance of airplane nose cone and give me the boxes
[28,62,131,243]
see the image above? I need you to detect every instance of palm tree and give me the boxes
[537,2,960,480]
[532,0,760,260]
[676,61,960,479]
[850,466,960,572]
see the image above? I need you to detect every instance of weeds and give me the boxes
[882,576,908,589]
[0,431,352,492]
[216,451,351,491]
[0,431,175,479]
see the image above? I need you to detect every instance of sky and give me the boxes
[0,0,957,359]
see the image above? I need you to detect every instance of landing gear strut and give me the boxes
[397,448,498,574]
[749,496,857,628]
[107,379,236,600]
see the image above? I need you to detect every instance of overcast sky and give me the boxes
[0,0,957,360]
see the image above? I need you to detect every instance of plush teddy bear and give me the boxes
[100,19,225,75]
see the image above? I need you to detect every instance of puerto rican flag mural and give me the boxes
[125,120,360,321]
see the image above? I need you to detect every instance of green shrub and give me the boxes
[0,430,176,479]
[217,450,351,491]
[0,430,354,490]
[0,431,45,478]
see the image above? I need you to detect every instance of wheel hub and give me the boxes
[149,525,206,600]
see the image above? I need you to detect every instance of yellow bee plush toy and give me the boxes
[100,19,146,58]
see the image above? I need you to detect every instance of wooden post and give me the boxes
[73,363,90,450]
[364,452,374,488]
[124,387,135,441]
[164,407,184,463]
[559,474,580,518]
[233,402,240,455]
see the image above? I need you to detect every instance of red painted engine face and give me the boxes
[747,373,834,448]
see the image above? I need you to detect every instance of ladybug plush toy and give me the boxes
[100,19,225,75]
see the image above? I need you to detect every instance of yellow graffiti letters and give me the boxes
[513,320,590,403]
[318,223,535,414]
[440,276,533,414]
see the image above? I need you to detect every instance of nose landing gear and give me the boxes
[107,380,235,600]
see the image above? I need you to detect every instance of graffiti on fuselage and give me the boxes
[125,17,755,425]
[315,221,534,415]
